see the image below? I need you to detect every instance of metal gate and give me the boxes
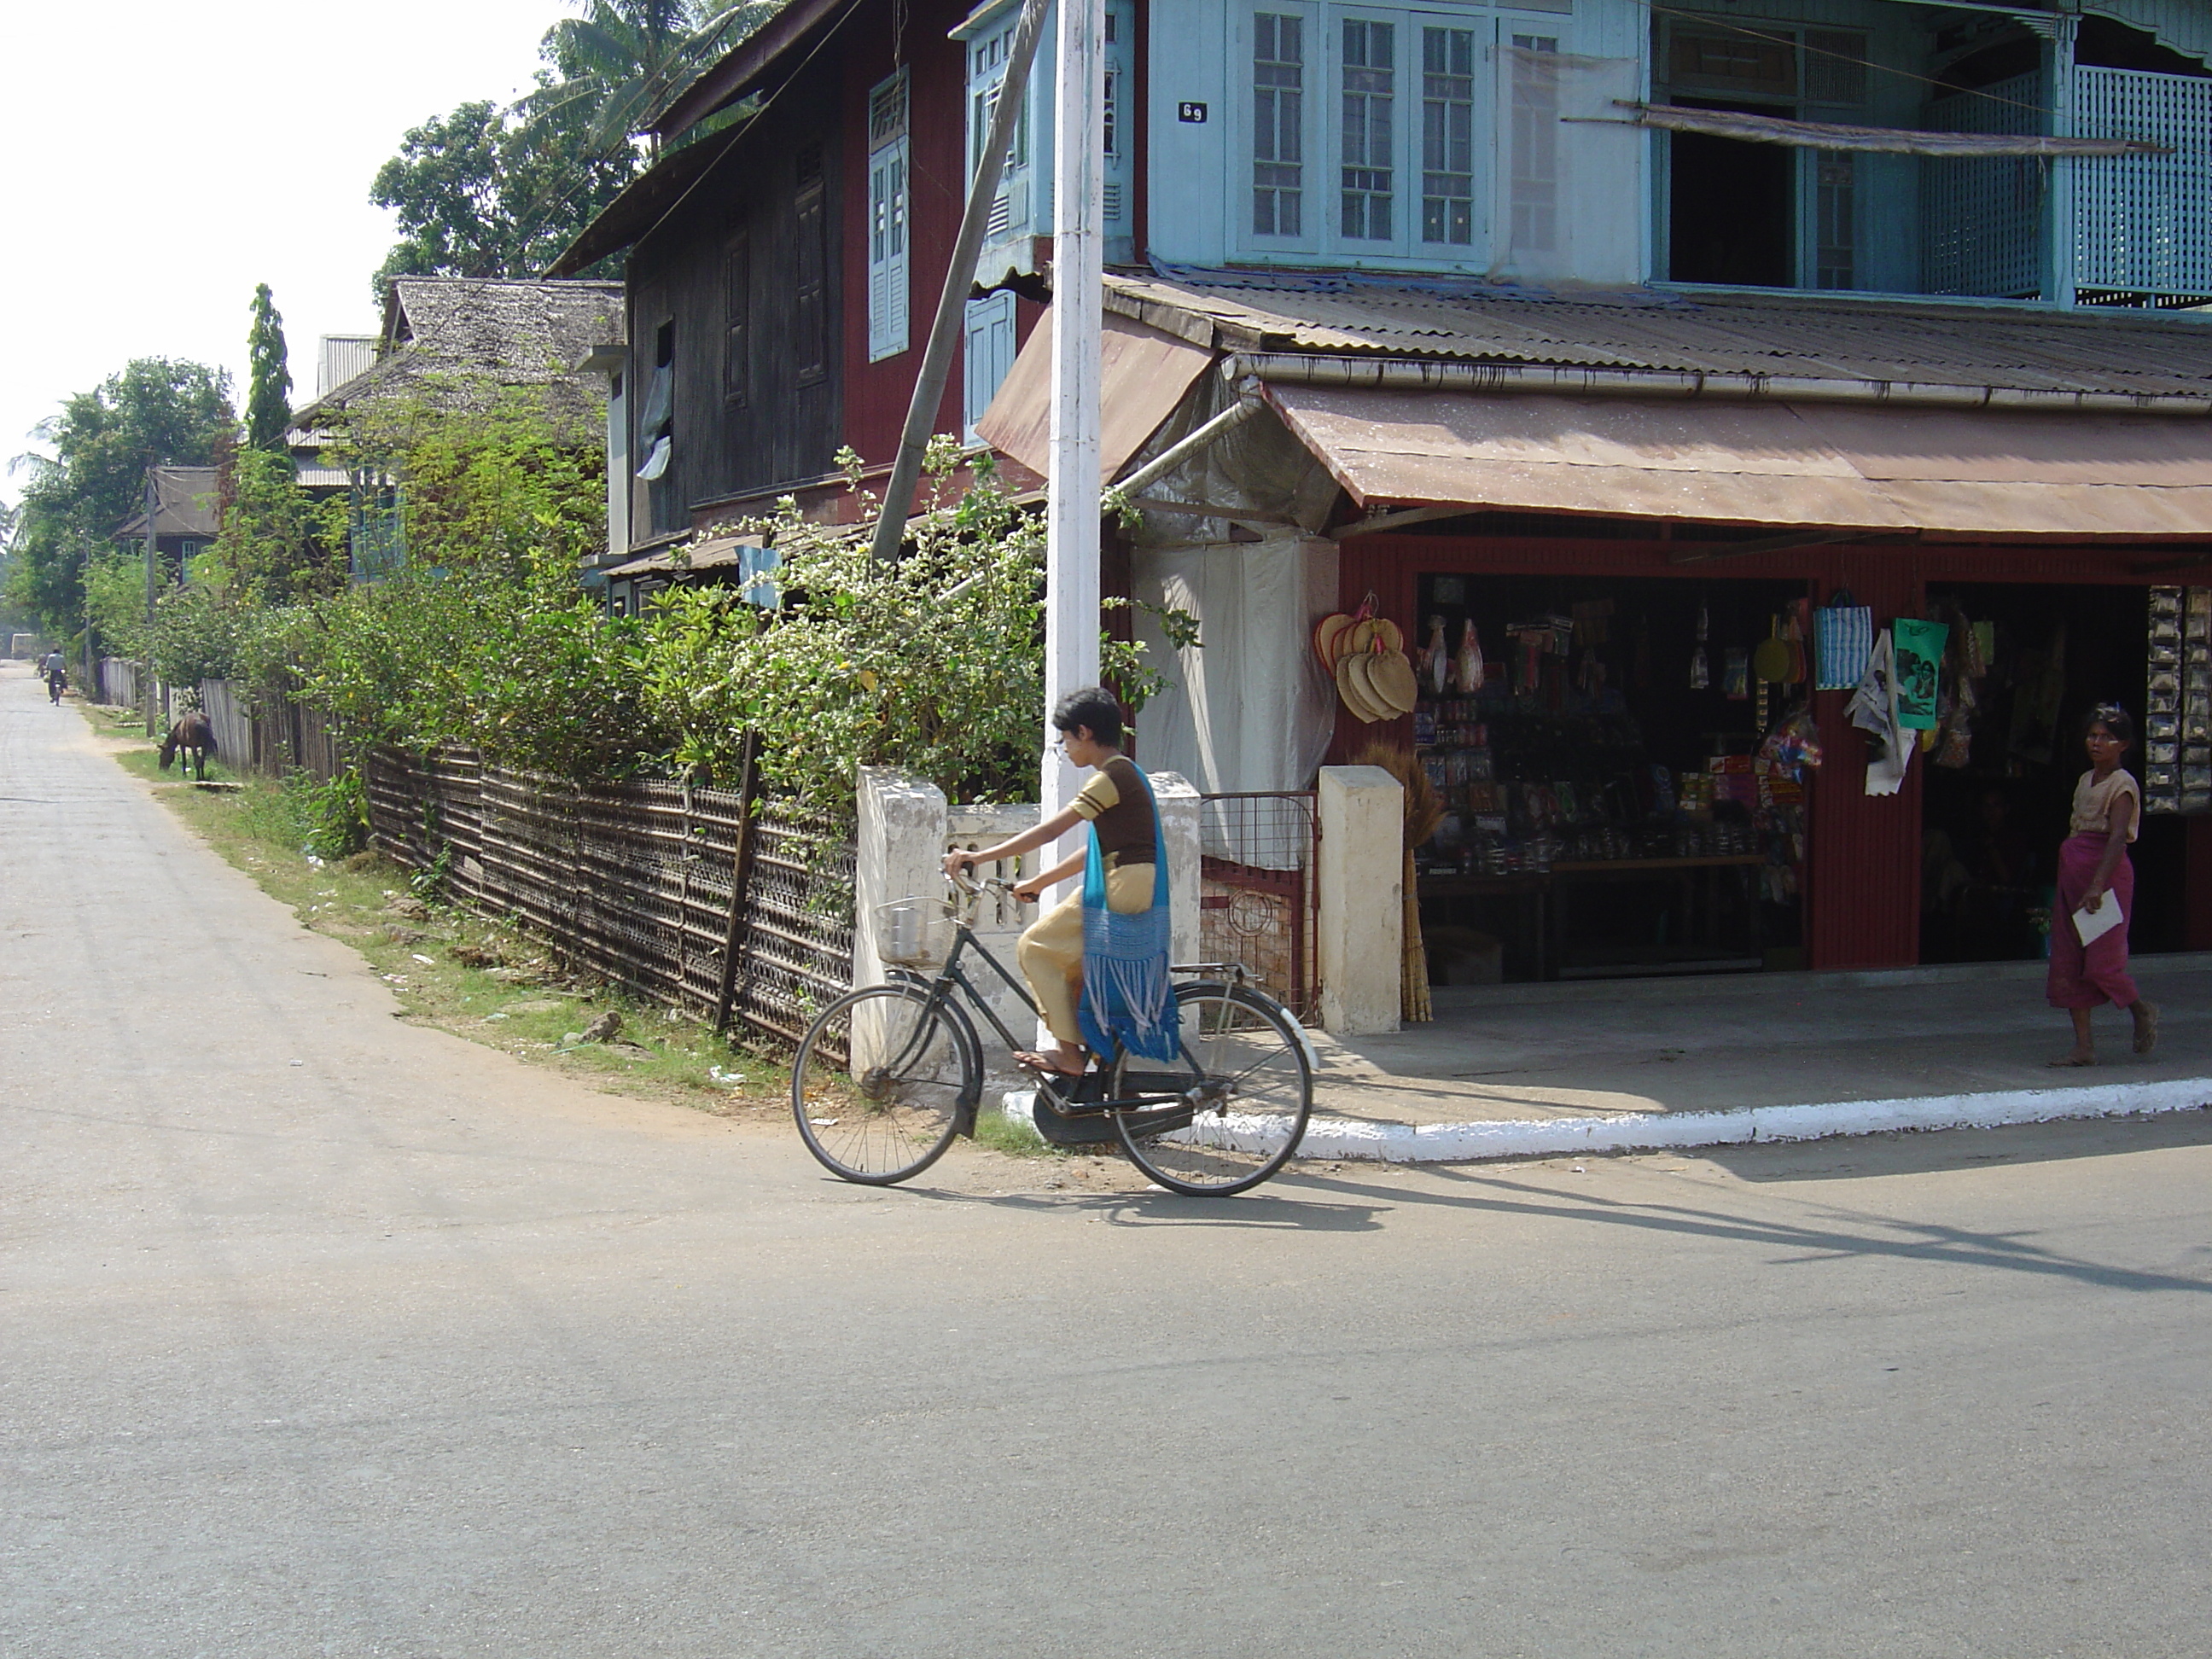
[1196,791,1319,1021]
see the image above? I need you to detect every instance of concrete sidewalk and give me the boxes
[1295,957,2211,1158]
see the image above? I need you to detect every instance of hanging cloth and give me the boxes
[1079,767,1179,1063]
[1814,591,1873,691]
[1846,628,1911,797]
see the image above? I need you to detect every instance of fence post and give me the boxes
[712,731,764,1034]
[1316,765,1404,1036]
[1150,771,1202,965]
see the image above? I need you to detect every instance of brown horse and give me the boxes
[160,711,217,780]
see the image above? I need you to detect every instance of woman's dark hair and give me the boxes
[1051,686,1124,748]
[2087,702,2136,746]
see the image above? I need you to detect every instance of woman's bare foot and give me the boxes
[2047,1048,2096,1068]
[1013,1048,1087,1078]
[2133,1000,2160,1056]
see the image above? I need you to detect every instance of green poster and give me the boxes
[1892,617,1948,731]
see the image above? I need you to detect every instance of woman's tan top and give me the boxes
[2069,768,2141,842]
[1071,755,1155,867]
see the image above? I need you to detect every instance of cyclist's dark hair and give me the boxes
[1051,687,1124,748]
[2087,702,2135,747]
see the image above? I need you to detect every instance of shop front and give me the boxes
[982,272,2212,1020]
[1330,530,2212,987]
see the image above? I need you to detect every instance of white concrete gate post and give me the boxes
[1317,765,1404,1036]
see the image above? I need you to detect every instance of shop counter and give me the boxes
[1419,853,1770,982]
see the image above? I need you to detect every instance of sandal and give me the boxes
[2133,1001,2160,1057]
[2047,1051,2096,1068]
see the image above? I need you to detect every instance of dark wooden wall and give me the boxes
[628,50,846,536]
[840,0,974,469]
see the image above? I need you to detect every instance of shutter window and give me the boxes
[963,289,1018,445]
[867,70,911,363]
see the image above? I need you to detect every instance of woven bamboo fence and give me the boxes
[363,743,854,1053]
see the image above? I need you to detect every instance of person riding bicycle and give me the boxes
[40,647,67,704]
[940,687,1167,1078]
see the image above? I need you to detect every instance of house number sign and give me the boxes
[1178,102,1208,123]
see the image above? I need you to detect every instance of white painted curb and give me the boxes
[1004,1077,2212,1163]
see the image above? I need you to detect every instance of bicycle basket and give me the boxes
[873,896,956,967]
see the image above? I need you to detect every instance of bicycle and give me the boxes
[790,871,1314,1196]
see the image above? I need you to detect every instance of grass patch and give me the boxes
[970,1108,1064,1158]
[96,716,789,1121]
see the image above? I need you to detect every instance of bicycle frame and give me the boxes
[887,911,1229,1144]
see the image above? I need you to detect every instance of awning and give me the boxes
[976,307,1214,482]
[607,533,765,578]
[1615,102,2169,158]
[1265,384,2212,538]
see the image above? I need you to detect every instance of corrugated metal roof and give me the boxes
[1103,270,2212,400]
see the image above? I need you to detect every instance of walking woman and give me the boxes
[2048,703,2158,1065]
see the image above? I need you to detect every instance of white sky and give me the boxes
[0,1,578,507]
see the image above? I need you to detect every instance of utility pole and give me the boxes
[143,469,159,736]
[1041,0,1106,866]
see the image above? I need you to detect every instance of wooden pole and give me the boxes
[712,730,765,1035]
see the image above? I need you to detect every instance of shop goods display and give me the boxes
[1315,597,1418,724]
[2144,586,2212,815]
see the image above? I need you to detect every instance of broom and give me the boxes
[1352,741,1444,1023]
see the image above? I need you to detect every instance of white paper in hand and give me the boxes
[2073,900,2125,948]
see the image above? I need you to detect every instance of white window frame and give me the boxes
[1247,3,1321,250]
[1240,2,1511,265]
[867,68,911,363]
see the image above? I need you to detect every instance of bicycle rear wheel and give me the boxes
[1115,983,1313,1196]
[792,984,976,1185]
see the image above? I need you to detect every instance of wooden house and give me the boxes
[294,278,624,579]
[562,0,2212,984]
[113,466,220,584]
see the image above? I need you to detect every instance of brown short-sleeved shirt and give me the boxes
[2069,768,2140,842]
[1071,755,1156,867]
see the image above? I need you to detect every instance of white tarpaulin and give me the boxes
[1132,534,1339,862]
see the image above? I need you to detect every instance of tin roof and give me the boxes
[295,277,624,437]
[1103,269,2212,402]
[111,466,220,541]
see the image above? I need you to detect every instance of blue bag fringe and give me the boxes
[1077,767,1179,1063]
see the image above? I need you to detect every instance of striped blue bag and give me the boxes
[1815,593,1874,691]
[1077,767,1179,1064]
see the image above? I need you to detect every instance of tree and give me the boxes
[370,100,637,294]
[520,2,778,160]
[3,360,234,637]
[367,3,780,294]
[245,284,293,451]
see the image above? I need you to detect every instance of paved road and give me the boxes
[7,659,2212,1657]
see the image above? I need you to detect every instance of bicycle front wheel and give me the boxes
[792,984,977,1185]
[1116,983,1313,1196]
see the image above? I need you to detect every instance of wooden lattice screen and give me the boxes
[364,746,853,1052]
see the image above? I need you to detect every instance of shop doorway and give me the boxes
[1412,573,1810,985]
[1918,583,2183,963]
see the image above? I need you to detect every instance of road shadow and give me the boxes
[1263,1160,2212,1296]
[899,1182,1388,1232]
[1700,1107,2212,1184]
